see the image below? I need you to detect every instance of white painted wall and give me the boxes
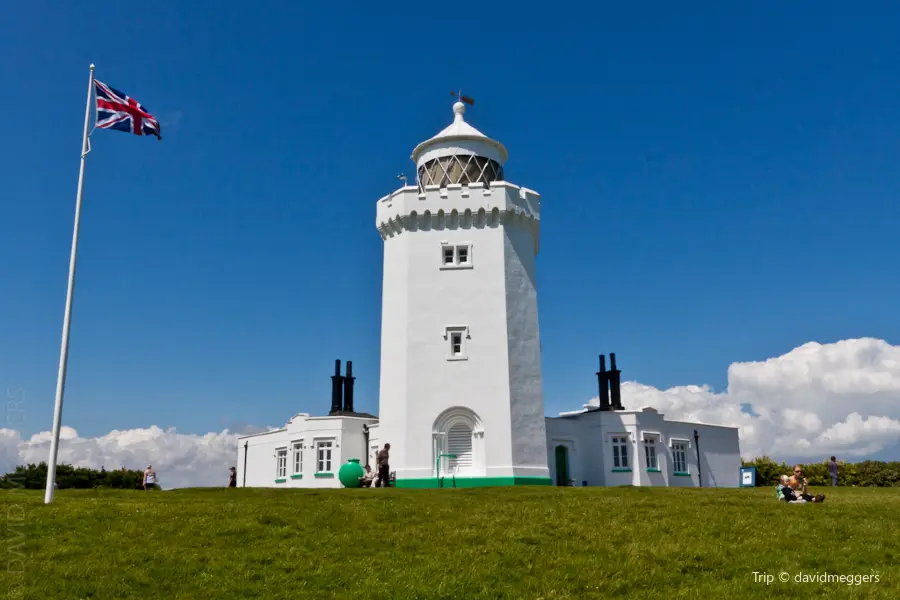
[376,181,549,483]
[236,414,377,488]
[545,408,741,488]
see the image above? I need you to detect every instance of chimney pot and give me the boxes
[596,354,611,411]
[610,353,624,410]
[343,360,356,413]
[330,359,343,415]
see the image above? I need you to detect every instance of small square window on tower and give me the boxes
[439,243,473,269]
[457,246,469,264]
[442,246,455,265]
[445,326,469,361]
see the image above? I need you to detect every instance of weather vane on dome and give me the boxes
[450,91,475,106]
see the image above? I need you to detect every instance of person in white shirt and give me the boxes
[359,465,375,488]
[143,465,159,490]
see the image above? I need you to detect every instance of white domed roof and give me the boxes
[411,101,508,166]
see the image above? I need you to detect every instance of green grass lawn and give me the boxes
[3,485,898,599]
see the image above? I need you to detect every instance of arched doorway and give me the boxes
[554,445,569,486]
[432,407,485,478]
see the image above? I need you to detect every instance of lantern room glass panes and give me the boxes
[417,154,504,191]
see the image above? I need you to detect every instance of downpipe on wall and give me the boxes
[694,429,702,488]
[243,441,249,487]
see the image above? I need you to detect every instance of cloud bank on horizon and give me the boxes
[2,337,898,488]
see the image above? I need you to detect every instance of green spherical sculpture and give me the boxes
[338,458,365,488]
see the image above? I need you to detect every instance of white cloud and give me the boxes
[0,425,274,489]
[3,338,899,487]
[586,337,900,460]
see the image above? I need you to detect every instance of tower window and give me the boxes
[440,244,473,269]
[445,326,468,361]
[451,333,463,355]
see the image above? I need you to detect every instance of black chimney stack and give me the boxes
[609,353,624,410]
[596,354,611,411]
[343,361,356,413]
[330,359,343,415]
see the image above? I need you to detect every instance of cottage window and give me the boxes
[275,447,288,479]
[672,442,688,474]
[611,436,629,469]
[643,436,659,470]
[292,441,303,475]
[316,440,334,473]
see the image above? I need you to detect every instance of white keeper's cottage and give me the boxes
[237,101,741,489]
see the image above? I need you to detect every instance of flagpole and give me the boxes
[44,63,95,505]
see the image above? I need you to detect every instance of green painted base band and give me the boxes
[314,473,334,478]
[395,476,552,489]
[290,474,303,479]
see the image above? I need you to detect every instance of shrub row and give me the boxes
[4,459,899,490]
[742,456,900,487]
[0,463,145,490]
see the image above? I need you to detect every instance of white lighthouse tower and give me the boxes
[375,99,550,488]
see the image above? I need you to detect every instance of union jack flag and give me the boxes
[94,80,161,140]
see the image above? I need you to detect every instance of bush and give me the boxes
[0,462,145,490]
[741,457,900,487]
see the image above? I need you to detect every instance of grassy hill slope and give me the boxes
[3,486,898,598]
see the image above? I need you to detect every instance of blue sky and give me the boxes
[2,1,899,442]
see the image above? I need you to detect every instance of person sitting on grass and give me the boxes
[779,468,825,503]
[359,465,375,488]
[777,475,802,502]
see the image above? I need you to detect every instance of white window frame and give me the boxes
[610,435,630,469]
[275,447,288,479]
[441,244,455,266]
[439,243,474,270]
[444,325,469,361]
[315,439,335,474]
[671,440,690,474]
[643,434,659,471]
[370,444,380,469]
[292,440,303,475]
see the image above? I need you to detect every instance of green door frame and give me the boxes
[554,445,569,486]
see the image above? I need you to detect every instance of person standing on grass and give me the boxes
[828,456,838,487]
[376,443,391,488]
[228,466,237,488]
[143,465,159,490]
